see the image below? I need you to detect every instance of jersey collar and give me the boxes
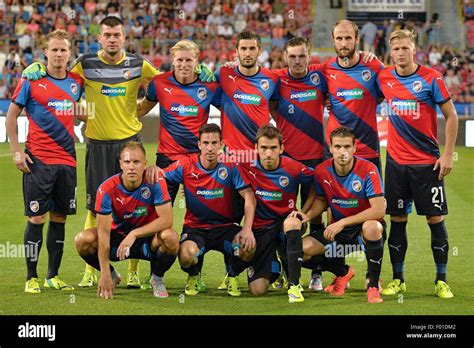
[97,49,126,65]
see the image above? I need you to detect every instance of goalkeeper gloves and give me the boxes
[195,64,216,83]
[21,62,47,81]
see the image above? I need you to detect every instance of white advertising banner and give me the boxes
[347,0,425,12]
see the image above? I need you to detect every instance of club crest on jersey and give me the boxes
[260,79,269,91]
[361,70,372,81]
[197,87,207,100]
[30,201,39,213]
[412,81,423,93]
[352,180,362,192]
[70,83,78,95]
[310,73,320,85]
[218,167,228,180]
[279,176,289,187]
[141,187,151,199]
[123,70,131,80]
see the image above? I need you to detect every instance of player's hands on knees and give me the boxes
[117,234,136,260]
[145,165,165,184]
[21,62,47,81]
[324,221,344,241]
[98,273,115,300]
[289,210,310,224]
[433,153,453,180]
[13,151,33,173]
[237,228,256,253]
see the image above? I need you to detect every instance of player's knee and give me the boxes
[160,229,179,254]
[75,230,96,254]
[426,215,443,224]
[283,217,302,232]
[249,283,268,296]
[179,243,199,266]
[28,215,46,225]
[362,221,383,241]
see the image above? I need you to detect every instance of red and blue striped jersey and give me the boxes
[145,71,221,161]
[164,157,249,229]
[321,55,384,159]
[95,174,171,238]
[216,66,279,151]
[238,156,313,230]
[12,73,84,167]
[377,65,451,165]
[314,157,384,223]
[273,66,327,160]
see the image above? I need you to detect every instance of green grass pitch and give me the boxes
[0,143,473,315]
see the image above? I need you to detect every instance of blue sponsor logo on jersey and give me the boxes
[336,88,364,100]
[170,104,199,117]
[255,188,283,201]
[123,206,147,219]
[233,91,262,105]
[331,197,359,208]
[196,188,224,199]
[100,86,127,97]
[390,99,418,111]
[47,99,73,112]
[290,90,317,102]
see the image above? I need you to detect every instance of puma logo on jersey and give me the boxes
[191,173,199,179]
[324,180,332,187]
[281,78,289,84]
[436,77,443,80]
[329,74,337,80]
[434,203,443,211]
[164,88,173,95]
[228,75,237,83]
[387,82,394,89]
[369,171,377,175]
[433,244,447,252]
[38,83,47,90]
[248,170,257,179]
[116,197,125,205]
[98,188,104,195]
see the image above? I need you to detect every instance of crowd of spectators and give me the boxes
[0,0,472,106]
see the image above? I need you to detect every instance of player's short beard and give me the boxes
[335,46,356,60]
[239,57,257,69]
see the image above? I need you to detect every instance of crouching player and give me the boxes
[75,141,178,299]
[236,125,314,302]
[293,127,386,303]
[160,124,256,296]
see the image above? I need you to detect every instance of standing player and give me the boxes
[322,20,384,171]
[22,17,215,289]
[138,39,221,203]
[293,127,386,303]
[270,37,328,290]
[163,124,256,296]
[6,30,84,293]
[217,30,280,159]
[377,30,458,298]
[74,141,178,299]
[237,125,313,302]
